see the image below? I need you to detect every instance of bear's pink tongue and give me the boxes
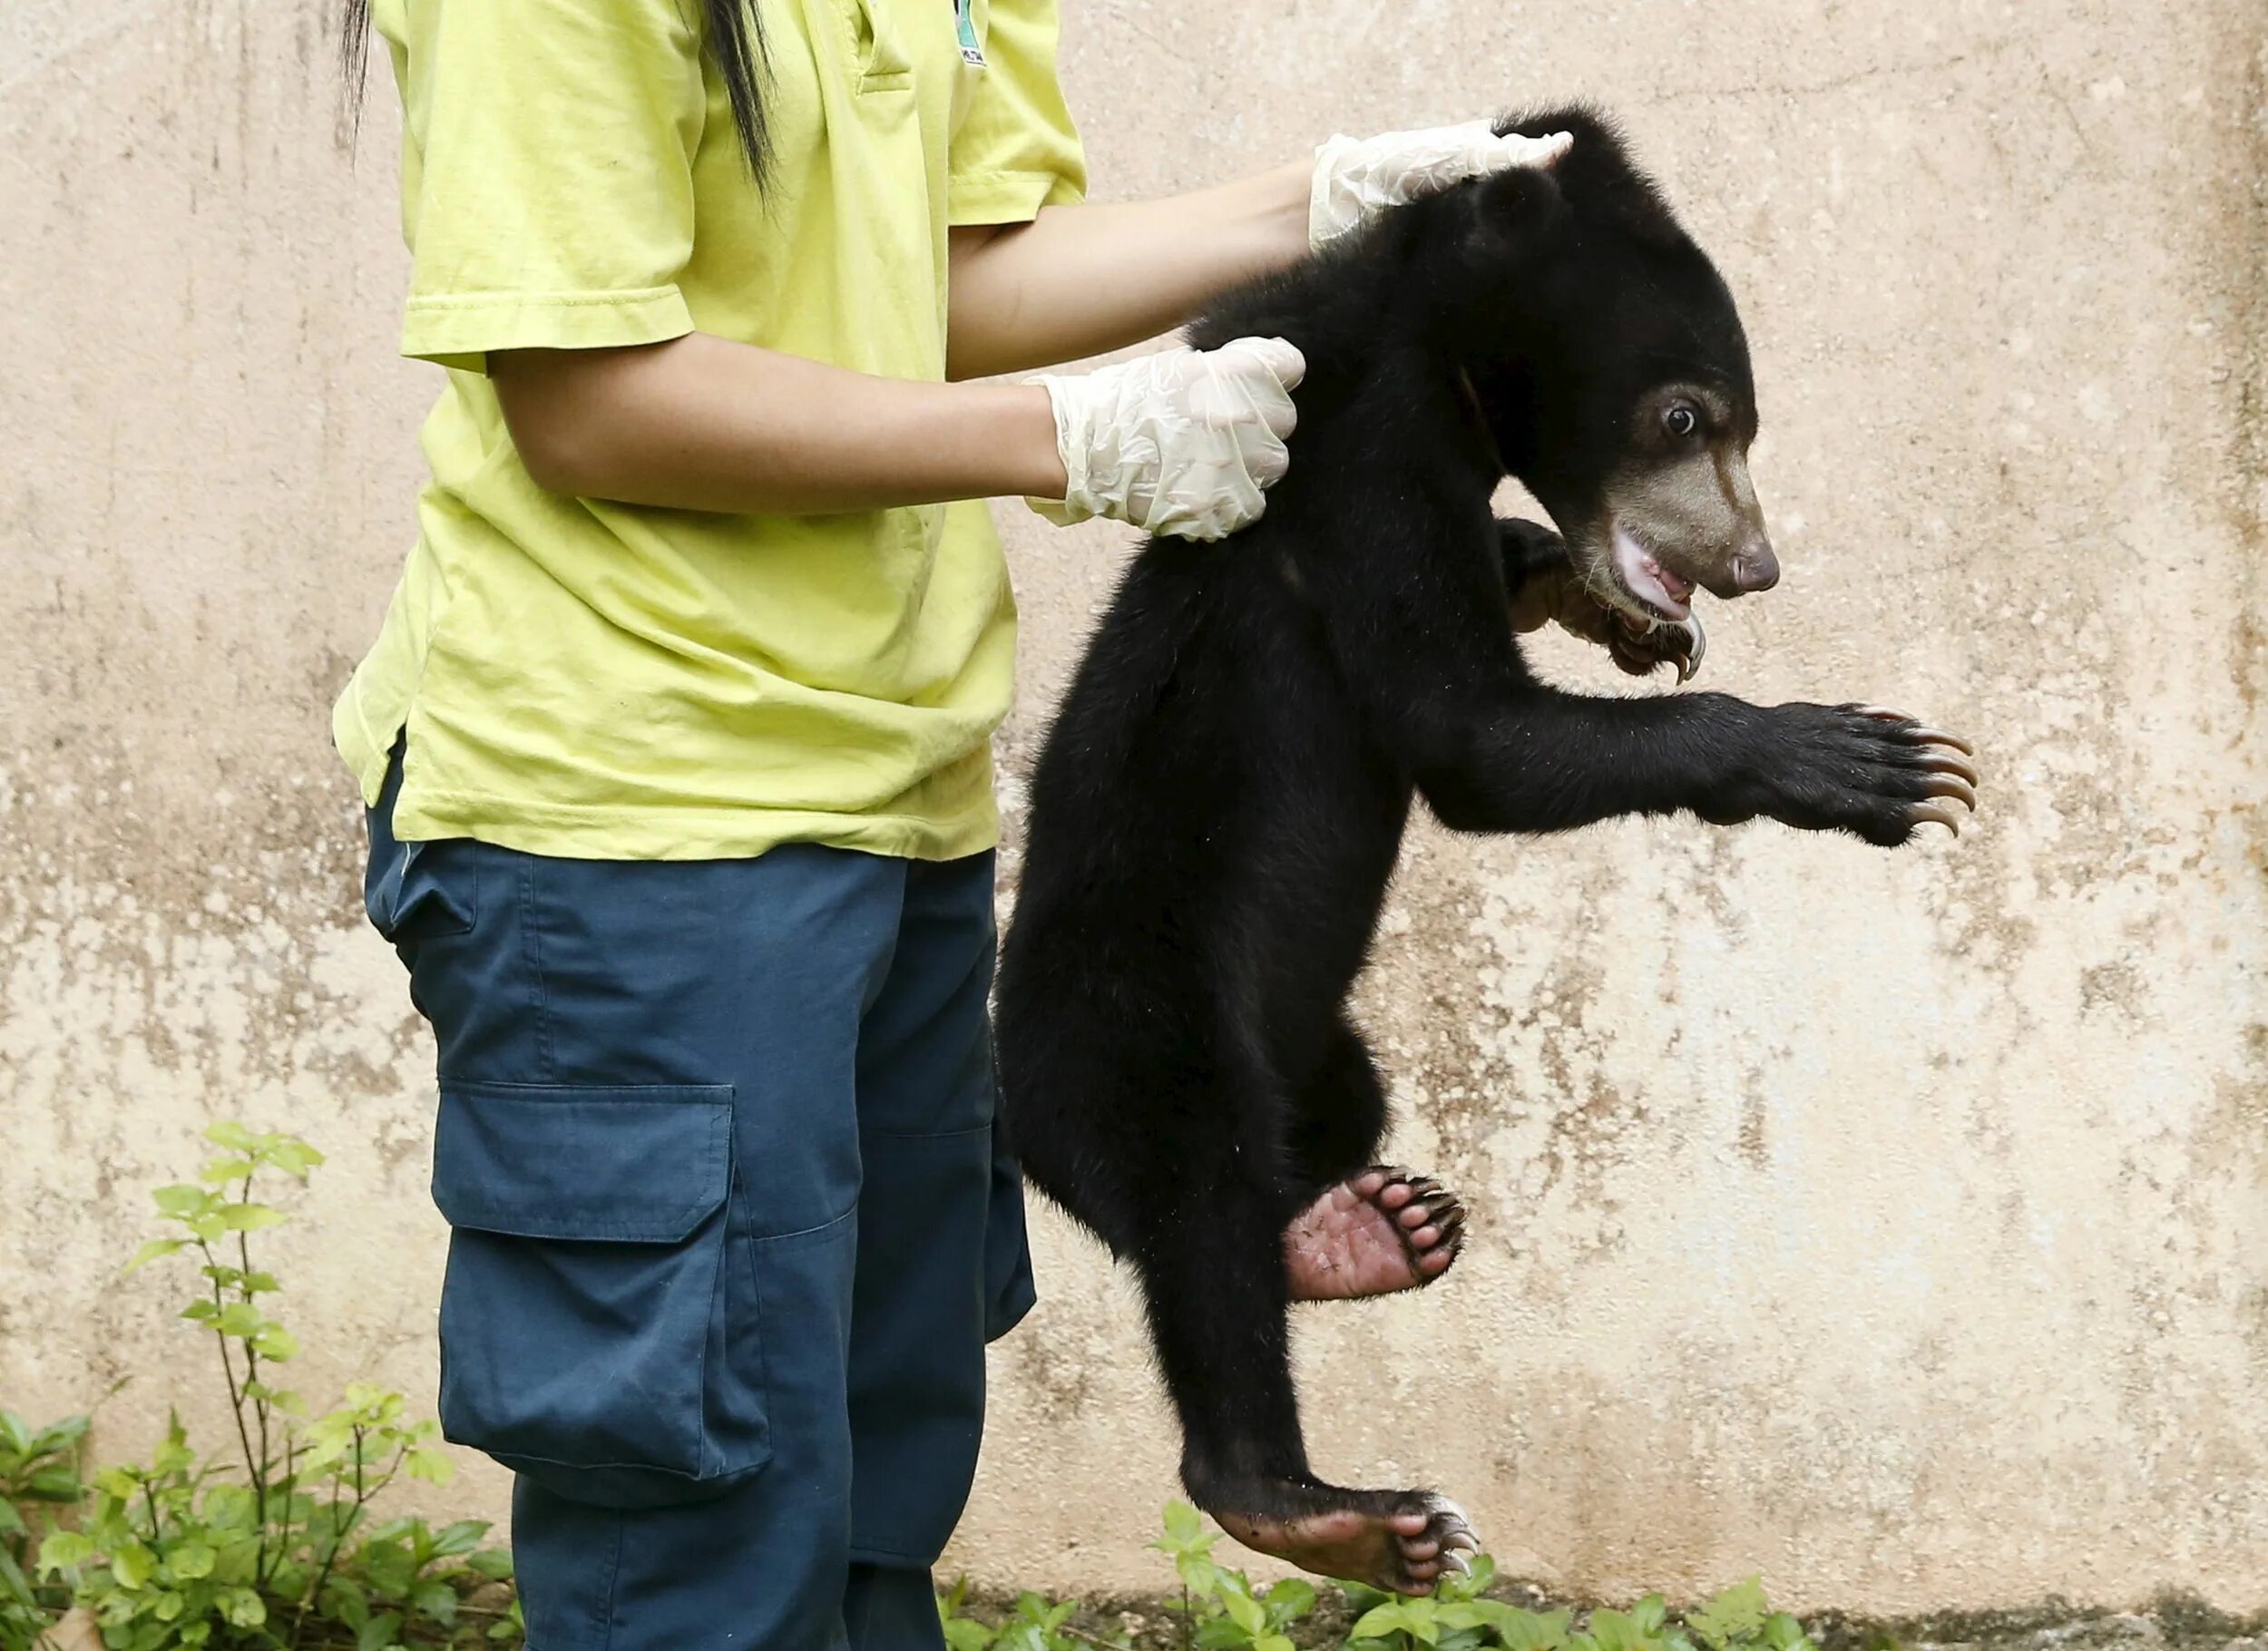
[1610,525,1694,619]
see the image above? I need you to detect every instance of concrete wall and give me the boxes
[4,0,2263,1617]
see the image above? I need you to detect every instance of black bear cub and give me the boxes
[994,109,1976,1595]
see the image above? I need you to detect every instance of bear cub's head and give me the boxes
[1437,108,1779,634]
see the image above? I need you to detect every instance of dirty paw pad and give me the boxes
[1285,1167,1467,1302]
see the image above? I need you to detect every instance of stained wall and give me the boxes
[3,0,2263,1613]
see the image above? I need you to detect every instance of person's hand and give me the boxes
[1309,122,1573,246]
[1029,337,1306,542]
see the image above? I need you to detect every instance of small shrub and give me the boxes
[31,1123,518,1650]
[941,1506,1822,1651]
[3,1409,89,1646]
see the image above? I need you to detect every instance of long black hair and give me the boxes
[340,0,773,180]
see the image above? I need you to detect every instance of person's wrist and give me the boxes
[1256,157,1315,260]
[976,381,1070,502]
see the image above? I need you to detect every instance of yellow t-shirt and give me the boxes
[334,0,1085,860]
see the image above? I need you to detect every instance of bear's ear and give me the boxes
[1454,164,1569,269]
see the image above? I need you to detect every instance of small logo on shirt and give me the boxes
[953,0,986,66]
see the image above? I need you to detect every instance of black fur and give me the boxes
[995,109,1970,1561]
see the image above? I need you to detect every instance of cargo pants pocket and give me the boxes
[429,1081,768,1509]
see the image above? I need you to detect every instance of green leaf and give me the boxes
[265,1137,327,1180]
[1175,1551,1223,1599]
[152,1185,212,1218]
[152,1590,185,1623]
[198,1156,258,1187]
[180,1624,210,1647]
[1264,1578,1316,1626]
[1340,1580,1394,1618]
[944,1620,998,1651]
[1222,1588,1266,1636]
[37,1529,96,1572]
[1686,1578,1767,1651]
[413,1579,459,1625]
[406,1446,456,1486]
[166,1541,216,1581]
[203,1122,259,1153]
[1761,1614,1811,1651]
[251,1324,300,1362]
[1589,1605,1671,1651]
[25,1462,83,1500]
[124,1238,188,1275]
[218,1585,268,1627]
[199,1485,255,1531]
[180,1301,220,1324]
[327,1584,373,1631]
[1352,1603,1415,1642]
[1159,1500,1207,1548]
[213,1303,265,1337]
[218,1203,288,1234]
[211,1538,261,1586]
[430,1519,490,1558]
[34,1414,92,1451]
[463,1548,514,1581]
[1472,1604,1571,1651]
[112,1542,155,1589]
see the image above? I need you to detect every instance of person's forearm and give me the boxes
[491,332,1068,513]
[946,160,1312,381]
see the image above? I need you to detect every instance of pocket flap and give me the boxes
[433,1081,733,1243]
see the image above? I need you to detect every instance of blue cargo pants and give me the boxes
[364,751,1035,1651]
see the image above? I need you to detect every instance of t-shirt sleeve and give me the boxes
[947,0,1087,228]
[395,0,708,373]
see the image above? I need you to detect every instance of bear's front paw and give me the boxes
[1748,703,1979,845]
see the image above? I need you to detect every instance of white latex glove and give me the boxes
[1309,121,1573,246]
[1029,337,1306,542]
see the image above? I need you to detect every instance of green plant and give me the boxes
[1340,1555,1570,1651]
[1339,1561,1816,1651]
[3,1409,89,1646]
[33,1123,518,1651]
[942,1506,1821,1651]
[1153,1501,1318,1651]
[938,1578,1122,1651]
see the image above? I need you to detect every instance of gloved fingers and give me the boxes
[1243,424,1292,490]
[1026,342,1296,542]
[1215,335,1307,394]
[1311,121,1575,243]
[1478,127,1572,175]
[1413,124,1573,189]
[1187,337,1305,441]
[1157,461,1267,542]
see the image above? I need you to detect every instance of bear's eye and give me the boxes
[1664,405,1701,439]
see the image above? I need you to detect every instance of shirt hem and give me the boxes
[400,286,697,375]
[387,782,1002,865]
[947,167,1083,227]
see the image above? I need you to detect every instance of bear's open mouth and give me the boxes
[1608,523,1696,622]
[1575,523,1706,682]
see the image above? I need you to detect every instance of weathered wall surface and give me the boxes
[3,0,2263,1617]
